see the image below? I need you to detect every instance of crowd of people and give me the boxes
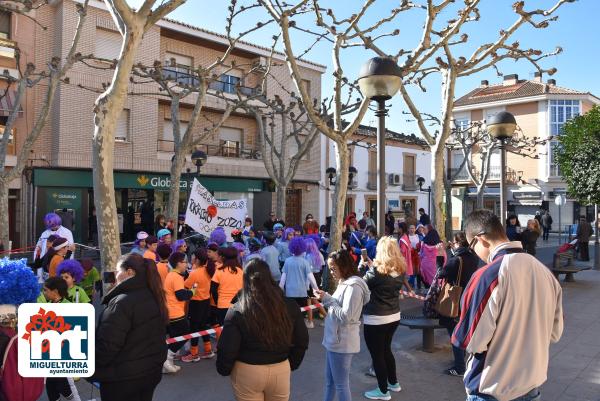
[0,207,567,401]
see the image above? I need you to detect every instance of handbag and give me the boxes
[434,256,464,318]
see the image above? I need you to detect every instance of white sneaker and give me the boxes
[305,320,315,329]
[162,360,179,374]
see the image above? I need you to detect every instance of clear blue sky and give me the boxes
[132,0,600,135]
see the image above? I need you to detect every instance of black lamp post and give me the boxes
[183,150,208,206]
[487,111,517,223]
[358,57,402,237]
[416,176,431,216]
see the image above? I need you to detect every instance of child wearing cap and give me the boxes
[157,228,172,245]
[131,231,149,256]
[56,260,91,303]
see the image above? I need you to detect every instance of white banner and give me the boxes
[185,178,247,240]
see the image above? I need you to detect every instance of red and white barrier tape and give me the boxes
[400,290,426,301]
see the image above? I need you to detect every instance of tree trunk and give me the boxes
[444,174,453,240]
[476,187,485,209]
[167,148,187,240]
[276,183,287,220]
[328,141,349,252]
[430,142,446,238]
[0,178,9,249]
[92,29,143,275]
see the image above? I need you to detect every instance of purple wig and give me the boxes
[304,237,324,270]
[282,228,295,242]
[307,234,321,248]
[231,242,246,254]
[288,236,307,256]
[209,227,227,246]
[171,239,186,253]
[56,259,84,283]
[44,213,62,230]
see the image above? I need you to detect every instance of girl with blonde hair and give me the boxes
[521,219,542,255]
[362,236,413,400]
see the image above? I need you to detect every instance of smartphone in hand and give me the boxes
[360,248,368,261]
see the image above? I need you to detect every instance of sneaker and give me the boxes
[446,368,464,377]
[162,360,179,374]
[364,388,391,400]
[306,320,315,329]
[173,351,189,361]
[387,382,401,392]
[200,351,215,359]
[181,353,201,363]
[364,367,376,377]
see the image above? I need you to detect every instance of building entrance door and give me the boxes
[286,189,302,226]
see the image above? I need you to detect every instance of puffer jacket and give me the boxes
[92,274,167,382]
[322,276,370,354]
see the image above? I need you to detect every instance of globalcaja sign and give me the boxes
[18,303,95,377]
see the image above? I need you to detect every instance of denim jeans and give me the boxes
[467,388,540,401]
[324,351,354,401]
[445,325,466,373]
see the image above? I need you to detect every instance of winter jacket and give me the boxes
[321,276,370,353]
[541,214,553,229]
[216,296,309,376]
[437,247,480,289]
[398,234,414,276]
[93,274,167,383]
[577,220,593,242]
[353,237,376,260]
[362,267,404,317]
[520,229,540,255]
[506,225,521,242]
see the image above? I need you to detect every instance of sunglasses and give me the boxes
[469,230,487,250]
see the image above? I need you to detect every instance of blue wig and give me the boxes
[0,258,40,304]
[288,236,306,256]
[56,259,85,284]
[44,212,62,230]
[282,228,295,242]
[209,227,227,246]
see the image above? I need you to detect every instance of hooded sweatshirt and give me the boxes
[321,276,370,354]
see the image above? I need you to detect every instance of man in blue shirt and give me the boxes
[259,232,281,281]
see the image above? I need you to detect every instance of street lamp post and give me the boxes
[487,111,517,223]
[358,57,402,237]
[187,150,207,206]
[416,176,431,216]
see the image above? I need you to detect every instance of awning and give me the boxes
[509,199,543,206]
[0,90,24,117]
[466,187,500,197]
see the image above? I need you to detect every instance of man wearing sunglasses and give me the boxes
[452,210,563,401]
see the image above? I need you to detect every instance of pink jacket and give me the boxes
[398,235,414,276]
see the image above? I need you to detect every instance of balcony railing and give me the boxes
[157,140,261,160]
[449,167,471,181]
[450,166,517,183]
[402,174,418,191]
[208,80,264,98]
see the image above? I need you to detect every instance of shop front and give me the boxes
[33,168,272,244]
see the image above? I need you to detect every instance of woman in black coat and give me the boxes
[217,259,309,401]
[436,232,480,377]
[521,219,542,256]
[93,253,169,401]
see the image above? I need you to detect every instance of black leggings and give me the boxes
[100,370,162,401]
[364,321,400,393]
[188,299,211,347]
[167,317,190,353]
[46,378,72,401]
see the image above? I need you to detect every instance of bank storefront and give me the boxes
[33,168,272,243]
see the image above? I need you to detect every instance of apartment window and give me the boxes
[221,74,241,94]
[0,123,14,155]
[301,79,311,96]
[0,11,10,40]
[164,52,195,86]
[162,119,189,142]
[95,29,121,60]
[219,127,242,157]
[454,118,470,132]
[115,109,130,142]
[549,100,580,176]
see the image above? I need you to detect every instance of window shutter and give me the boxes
[163,120,189,142]
[0,11,11,39]
[95,29,122,60]
[219,127,242,142]
[165,52,192,67]
[115,109,129,141]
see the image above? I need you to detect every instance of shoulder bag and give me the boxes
[434,256,464,318]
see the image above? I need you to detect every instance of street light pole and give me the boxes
[376,99,387,238]
[499,138,507,223]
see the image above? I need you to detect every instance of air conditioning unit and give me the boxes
[388,173,401,186]
[451,188,461,196]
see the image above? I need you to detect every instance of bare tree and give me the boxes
[0,0,88,249]
[258,0,452,250]
[364,0,574,234]
[91,0,187,273]
[447,121,551,208]
[246,95,319,218]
